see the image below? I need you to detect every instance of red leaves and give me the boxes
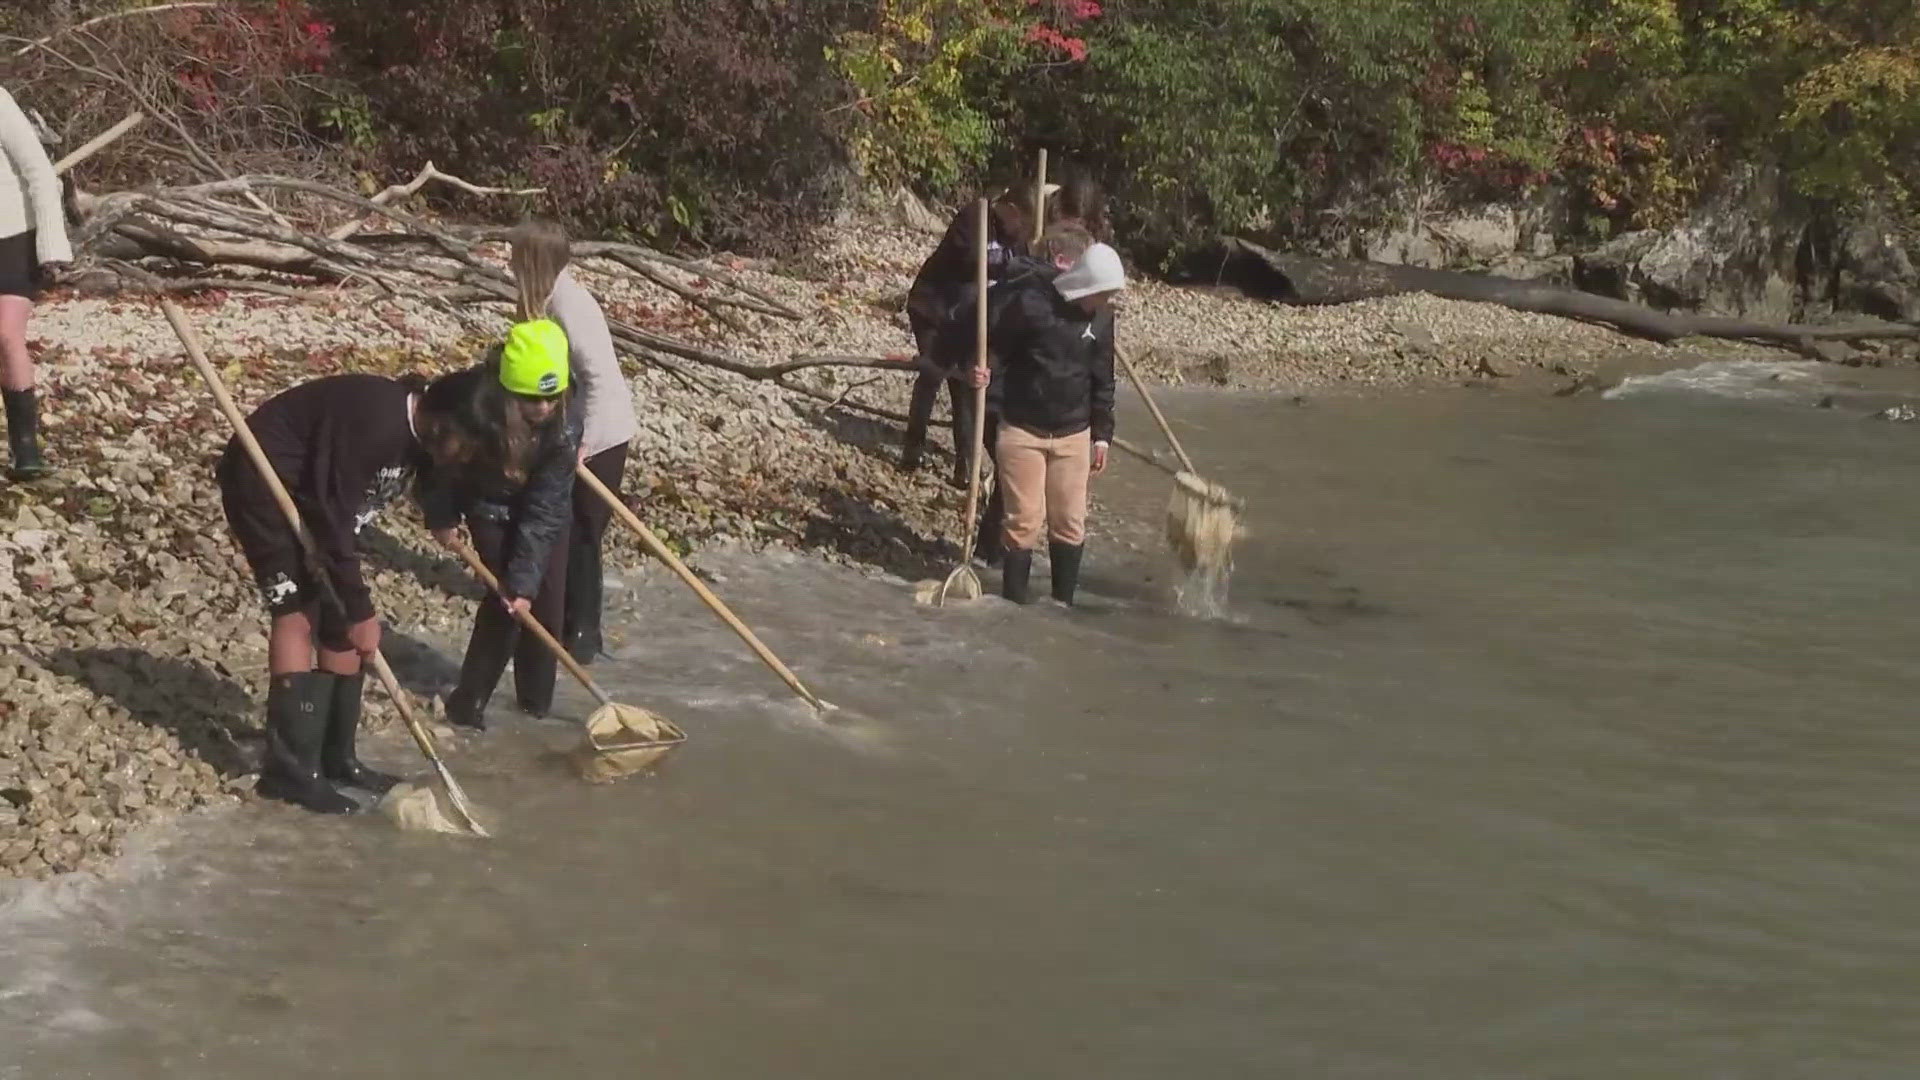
[1022,0,1098,62]
[1025,24,1089,62]
[1427,141,1547,193]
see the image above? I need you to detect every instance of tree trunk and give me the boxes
[1215,237,1918,355]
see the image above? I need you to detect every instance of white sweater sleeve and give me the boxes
[0,89,72,265]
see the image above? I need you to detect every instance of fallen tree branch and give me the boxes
[67,172,928,398]
[450,224,803,319]
[327,162,543,240]
[1220,237,1920,357]
[8,2,225,58]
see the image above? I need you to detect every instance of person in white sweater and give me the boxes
[0,86,71,481]
[509,221,639,664]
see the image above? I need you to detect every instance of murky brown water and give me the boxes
[7,360,1920,1078]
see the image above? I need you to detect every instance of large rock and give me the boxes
[1432,206,1520,264]
[1636,165,1805,319]
[1570,166,1814,320]
[1363,204,1523,268]
[1362,223,1447,268]
[880,187,947,236]
[1835,200,1920,322]
[1572,230,1659,303]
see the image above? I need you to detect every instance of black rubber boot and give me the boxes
[562,530,604,666]
[443,684,491,731]
[902,369,940,471]
[256,672,358,814]
[975,484,1005,568]
[3,388,50,482]
[1049,541,1085,606]
[445,598,515,730]
[513,630,557,719]
[320,671,401,794]
[1001,549,1034,604]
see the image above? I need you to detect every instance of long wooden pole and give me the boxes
[1113,347,1198,475]
[1033,149,1049,244]
[449,541,614,708]
[574,465,830,711]
[52,111,144,175]
[954,197,990,564]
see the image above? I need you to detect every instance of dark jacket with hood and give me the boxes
[217,373,427,623]
[418,365,583,599]
[931,257,1116,442]
[905,199,1030,342]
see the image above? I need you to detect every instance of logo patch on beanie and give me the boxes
[538,372,560,394]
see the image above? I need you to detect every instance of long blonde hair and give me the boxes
[507,218,571,321]
[487,218,574,484]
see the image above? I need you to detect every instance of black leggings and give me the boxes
[564,443,628,646]
[453,511,570,713]
[902,315,975,468]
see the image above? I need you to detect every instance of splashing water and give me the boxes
[1166,473,1240,618]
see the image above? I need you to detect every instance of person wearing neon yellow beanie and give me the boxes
[426,262,585,729]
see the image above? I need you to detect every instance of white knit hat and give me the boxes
[1053,243,1126,301]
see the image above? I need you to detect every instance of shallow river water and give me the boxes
[6,359,1920,1078]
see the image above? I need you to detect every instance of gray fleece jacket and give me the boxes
[548,270,639,458]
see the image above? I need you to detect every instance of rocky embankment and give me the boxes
[0,210,1810,881]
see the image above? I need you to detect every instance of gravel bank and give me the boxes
[0,209,1805,881]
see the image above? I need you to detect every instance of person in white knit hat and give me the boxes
[0,86,72,481]
[969,240,1124,605]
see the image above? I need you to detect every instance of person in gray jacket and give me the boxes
[0,86,72,481]
[512,221,640,664]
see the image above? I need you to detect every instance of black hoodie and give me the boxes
[216,374,425,623]
[931,259,1116,442]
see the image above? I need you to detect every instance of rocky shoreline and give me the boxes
[0,209,1822,882]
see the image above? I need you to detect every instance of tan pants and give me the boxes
[996,424,1091,550]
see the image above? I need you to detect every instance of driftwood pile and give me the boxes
[57,161,922,412]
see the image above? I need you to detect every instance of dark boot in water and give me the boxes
[256,672,358,814]
[320,671,401,794]
[443,685,491,731]
[1049,542,1084,605]
[562,530,605,666]
[1001,548,1034,604]
[3,388,51,482]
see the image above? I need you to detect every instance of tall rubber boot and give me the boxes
[320,671,401,794]
[3,388,50,482]
[514,631,557,719]
[562,529,605,666]
[1001,548,1034,604]
[256,672,358,814]
[975,484,1005,568]
[902,369,941,470]
[1049,541,1085,606]
[443,683,492,731]
[445,608,513,730]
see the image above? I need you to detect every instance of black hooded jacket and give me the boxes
[216,374,426,623]
[418,366,583,599]
[931,260,1116,442]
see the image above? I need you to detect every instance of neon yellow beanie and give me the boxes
[499,319,570,397]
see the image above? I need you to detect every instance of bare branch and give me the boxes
[327,162,544,241]
[8,2,225,58]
